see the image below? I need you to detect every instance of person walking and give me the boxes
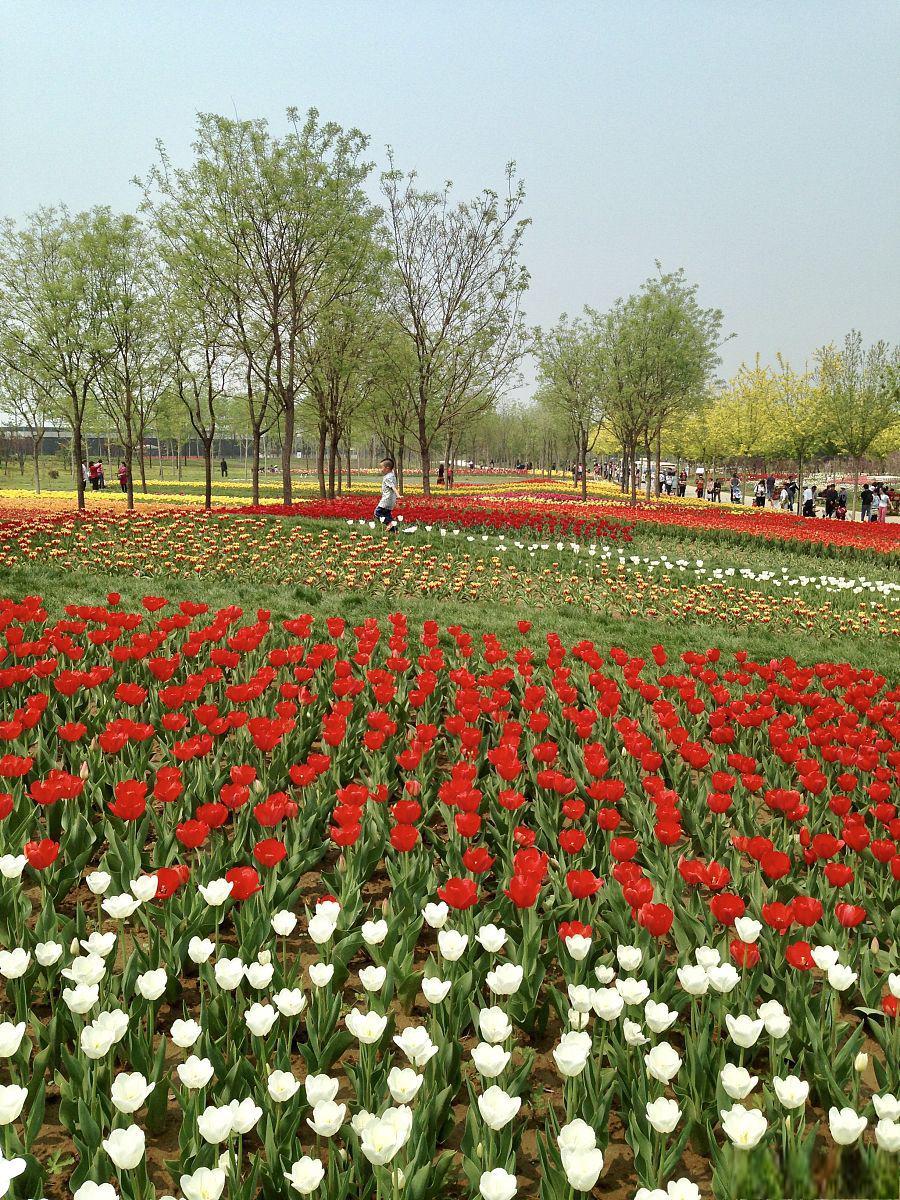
[860,483,873,522]
[88,461,100,491]
[220,458,228,478]
[375,457,402,530]
[766,472,776,504]
[729,472,742,503]
[877,486,889,523]
[117,461,128,493]
[97,459,105,489]
[802,483,815,517]
[754,478,767,507]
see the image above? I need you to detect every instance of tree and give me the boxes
[0,362,50,493]
[90,211,167,508]
[382,157,530,494]
[818,331,900,519]
[767,356,826,510]
[534,313,602,499]
[140,108,379,504]
[607,267,724,498]
[0,207,112,509]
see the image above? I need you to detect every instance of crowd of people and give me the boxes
[81,460,130,493]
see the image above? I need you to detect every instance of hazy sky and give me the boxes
[2,0,898,382]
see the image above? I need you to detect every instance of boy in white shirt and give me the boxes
[375,457,402,530]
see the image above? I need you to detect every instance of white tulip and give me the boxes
[811,944,840,971]
[245,960,274,990]
[62,983,99,1014]
[305,1075,339,1106]
[308,962,335,989]
[720,1064,757,1100]
[437,929,468,961]
[361,919,388,945]
[421,975,452,1005]
[479,1007,513,1043]
[387,1067,424,1104]
[177,1056,215,1090]
[393,1025,437,1067]
[472,1042,512,1078]
[665,1182,702,1200]
[725,1014,764,1048]
[110,1072,154,1114]
[307,914,336,945]
[645,1000,678,1033]
[560,1146,605,1191]
[306,1100,346,1137]
[345,1008,388,1044]
[135,968,167,1000]
[552,1031,591,1078]
[284,1156,325,1194]
[616,945,643,972]
[35,940,64,966]
[273,987,307,1016]
[734,916,762,944]
[85,870,112,895]
[79,1024,116,1060]
[95,1009,129,1042]
[623,1019,648,1046]
[615,976,650,1005]
[591,987,624,1022]
[213,957,244,991]
[475,924,508,953]
[0,1086,26,1125]
[0,1022,25,1058]
[478,1086,521,1130]
[486,962,524,996]
[889,973,900,999]
[0,855,27,880]
[101,894,141,920]
[170,1019,202,1048]
[62,954,106,986]
[130,875,158,902]
[422,901,449,929]
[228,1097,262,1134]
[644,1042,682,1084]
[272,910,298,937]
[102,1124,146,1169]
[244,1002,277,1037]
[179,1166,227,1200]
[478,1167,517,1200]
[569,1009,591,1030]
[646,1096,681,1133]
[567,984,595,1014]
[73,1185,118,1200]
[0,950,29,979]
[197,1105,234,1144]
[773,1076,809,1109]
[706,964,740,994]
[188,936,216,964]
[359,965,387,992]
[875,1118,900,1153]
[198,879,233,907]
[593,964,615,985]
[828,1106,866,1145]
[720,1103,767,1149]
[557,1119,597,1153]
[826,963,857,993]
[695,946,720,970]
[267,1070,301,1103]
[873,1093,900,1121]
[677,964,709,995]
[359,1106,413,1165]
[564,935,592,961]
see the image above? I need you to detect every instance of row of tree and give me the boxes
[0,108,528,508]
[535,278,900,513]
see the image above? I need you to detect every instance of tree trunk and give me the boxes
[126,441,135,511]
[316,421,327,500]
[630,443,638,505]
[345,444,352,492]
[251,426,262,505]
[396,435,405,492]
[418,410,431,496]
[851,456,861,521]
[327,431,337,501]
[73,419,85,511]
[796,455,803,514]
[203,437,213,510]
[654,430,662,497]
[281,393,294,505]
[644,438,652,499]
[32,437,42,495]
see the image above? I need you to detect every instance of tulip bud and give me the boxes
[854,1052,869,1073]
[79,761,90,779]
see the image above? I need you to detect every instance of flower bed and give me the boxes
[0,597,897,1198]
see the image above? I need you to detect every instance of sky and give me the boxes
[1,0,898,386]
